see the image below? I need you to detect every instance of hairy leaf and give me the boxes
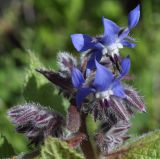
[23,52,66,115]
[40,137,84,159]
[107,130,160,159]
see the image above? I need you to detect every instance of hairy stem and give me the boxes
[79,112,96,159]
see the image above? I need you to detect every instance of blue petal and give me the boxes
[101,34,117,45]
[71,68,84,88]
[112,80,125,98]
[128,5,140,29]
[102,17,120,45]
[71,34,95,52]
[120,55,131,78]
[93,60,113,91]
[118,28,130,41]
[121,40,136,48]
[87,50,103,69]
[76,88,92,107]
[103,17,120,35]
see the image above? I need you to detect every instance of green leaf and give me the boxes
[23,52,66,115]
[40,137,84,159]
[108,130,160,159]
[0,134,15,158]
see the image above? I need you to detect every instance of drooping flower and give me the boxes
[71,5,140,69]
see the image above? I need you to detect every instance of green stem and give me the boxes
[79,112,96,159]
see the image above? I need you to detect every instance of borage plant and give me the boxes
[6,4,160,159]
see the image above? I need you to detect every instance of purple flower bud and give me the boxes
[57,52,77,77]
[124,85,146,112]
[95,120,130,154]
[36,69,74,95]
[8,103,64,146]
[110,96,131,121]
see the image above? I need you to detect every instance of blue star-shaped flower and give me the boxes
[71,56,131,107]
[71,5,140,69]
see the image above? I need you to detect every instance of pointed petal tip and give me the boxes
[136,4,140,10]
[128,4,140,29]
[94,60,114,91]
[121,40,136,48]
[102,16,120,38]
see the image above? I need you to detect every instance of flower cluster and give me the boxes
[8,4,145,155]
[71,5,140,69]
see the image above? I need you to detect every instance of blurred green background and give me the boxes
[0,0,160,154]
